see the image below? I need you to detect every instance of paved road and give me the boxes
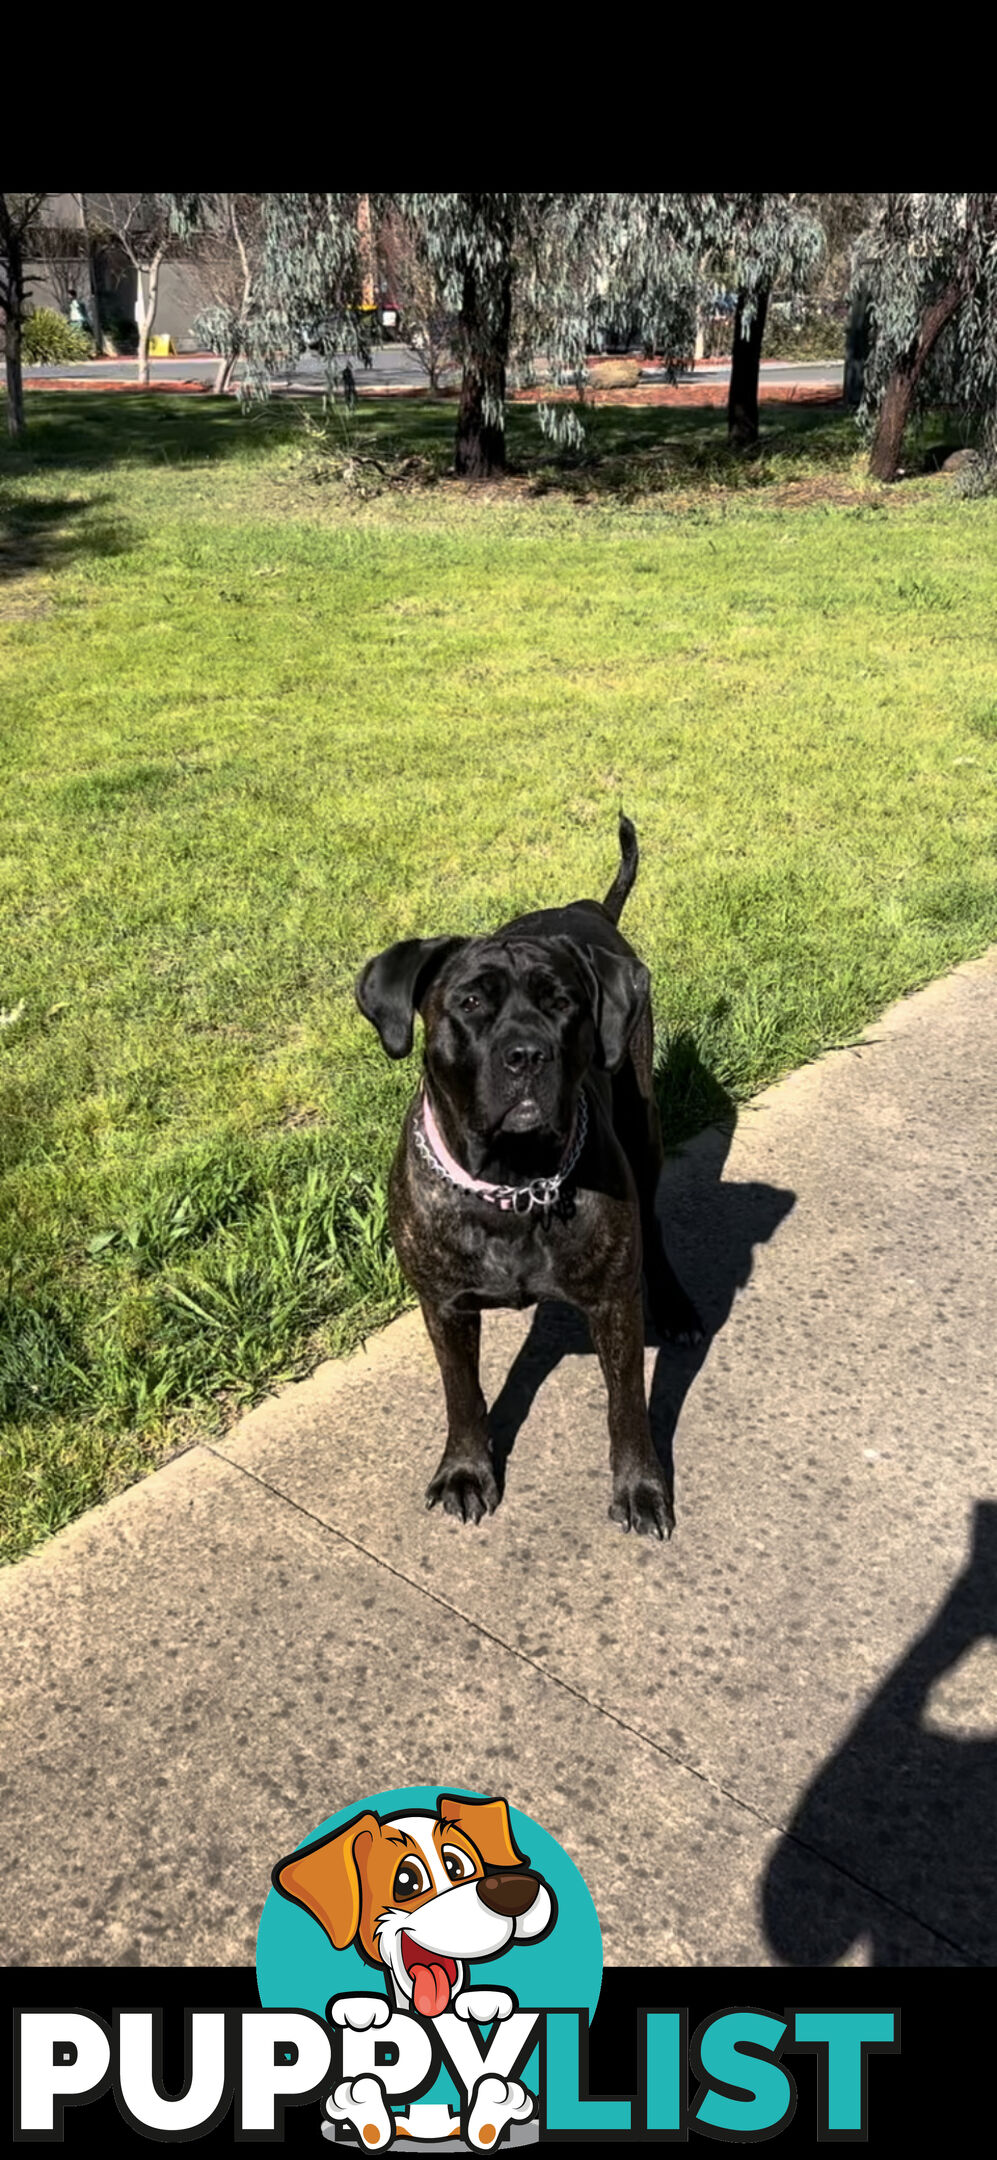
[23,349,429,390]
[23,350,845,394]
[4,953,991,1969]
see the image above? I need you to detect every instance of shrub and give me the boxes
[762,307,844,362]
[954,452,996,500]
[587,358,641,390]
[21,308,92,364]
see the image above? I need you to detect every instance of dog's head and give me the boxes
[356,930,647,1148]
[273,1793,555,2018]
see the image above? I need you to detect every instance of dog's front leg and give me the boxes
[589,1287,675,1541]
[453,1987,515,2023]
[421,1301,499,1525]
[323,2074,393,2148]
[466,2074,535,2149]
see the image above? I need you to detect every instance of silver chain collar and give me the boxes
[414,1092,588,1219]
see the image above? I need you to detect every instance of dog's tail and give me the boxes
[602,814,639,924]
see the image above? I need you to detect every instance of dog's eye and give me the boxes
[441,1844,477,1884]
[552,995,572,1013]
[392,1859,431,1901]
[460,996,480,1014]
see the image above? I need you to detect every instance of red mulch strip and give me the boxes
[25,379,212,395]
[24,379,842,412]
[512,383,842,409]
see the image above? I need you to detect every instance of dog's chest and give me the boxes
[438,1210,567,1311]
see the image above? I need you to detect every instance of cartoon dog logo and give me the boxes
[273,1791,556,2148]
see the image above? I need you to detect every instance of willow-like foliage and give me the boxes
[856,193,997,479]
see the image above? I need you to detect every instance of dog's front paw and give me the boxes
[453,1987,515,2024]
[467,2075,534,2150]
[425,1455,499,1526]
[324,2074,393,2148]
[609,1466,675,1541]
[327,1994,391,2031]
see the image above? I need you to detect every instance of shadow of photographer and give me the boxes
[762,1498,997,1966]
[488,1033,797,1496]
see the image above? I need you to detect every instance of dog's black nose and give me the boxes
[502,1041,551,1077]
[477,1870,540,1918]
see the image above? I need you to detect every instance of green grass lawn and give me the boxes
[2,391,997,1563]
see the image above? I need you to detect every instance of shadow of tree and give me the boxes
[0,490,129,587]
[5,392,291,474]
[488,1034,797,1498]
[2,392,859,509]
[762,1500,997,1967]
[347,398,853,497]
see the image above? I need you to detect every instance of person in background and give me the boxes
[67,287,91,336]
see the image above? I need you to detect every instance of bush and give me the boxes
[21,308,92,364]
[700,304,845,364]
[587,358,641,390]
[762,307,844,362]
[953,451,996,500]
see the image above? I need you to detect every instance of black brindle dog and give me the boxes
[356,817,703,1540]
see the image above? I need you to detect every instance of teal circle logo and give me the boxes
[256,1784,603,2146]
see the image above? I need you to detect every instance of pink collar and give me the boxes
[415,1088,588,1217]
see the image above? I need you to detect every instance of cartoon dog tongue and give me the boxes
[412,1959,453,2018]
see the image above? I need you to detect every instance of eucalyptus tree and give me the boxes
[0,192,48,439]
[856,193,997,480]
[399,192,712,474]
[596,191,822,448]
[188,194,267,394]
[711,194,824,445]
[188,192,823,469]
[197,191,623,472]
[189,192,367,400]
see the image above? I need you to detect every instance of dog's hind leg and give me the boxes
[421,1301,500,1525]
[619,1007,703,1347]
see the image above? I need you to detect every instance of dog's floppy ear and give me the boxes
[272,1811,379,1950]
[438,1793,527,1871]
[578,945,650,1074]
[356,937,466,1060]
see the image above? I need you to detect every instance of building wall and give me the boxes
[23,253,219,350]
[24,196,219,351]
[154,261,216,348]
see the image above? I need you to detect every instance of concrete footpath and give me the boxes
[2,957,995,1970]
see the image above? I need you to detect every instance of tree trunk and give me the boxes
[844,285,870,410]
[212,197,251,396]
[135,252,163,388]
[86,241,104,356]
[2,212,26,440]
[455,256,512,478]
[866,372,916,481]
[136,267,151,387]
[728,285,770,449]
[77,193,103,356]
[5,302,25,440]
[867,276,964,481]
